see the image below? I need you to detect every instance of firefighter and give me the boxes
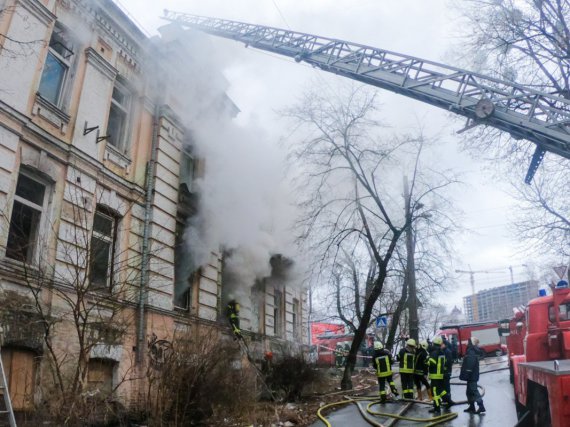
[427,336,450,415]
[414,340,432,401]
[397,338,417,399]
[442,336,456,406]
[372,341,399,402]
[334,344,344,368]
[226,299,242,339]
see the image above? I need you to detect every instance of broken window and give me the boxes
[179,149,195,194]
[87,358,115,396]
[6,172,48,263]
[89,207,118,291]
[38,23,74,106]
[274,290,283,337]
[0,347,36,411]
[174,217,192,310]
[106,82,132,153]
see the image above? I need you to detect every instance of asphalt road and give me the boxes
[311,356,518,427]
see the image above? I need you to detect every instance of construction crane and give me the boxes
[455,265,528,321]
[162,11,570,183]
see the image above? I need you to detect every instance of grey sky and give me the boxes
[115,0,535,310]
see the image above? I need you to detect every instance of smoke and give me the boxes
[157,24,300,296]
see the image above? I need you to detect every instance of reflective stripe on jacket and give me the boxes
[375,355,392,377]
[399,349,415,374]
[428,349,446,380]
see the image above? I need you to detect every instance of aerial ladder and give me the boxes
[162,11,570,183]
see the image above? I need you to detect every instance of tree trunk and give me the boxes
[385,283,408,350]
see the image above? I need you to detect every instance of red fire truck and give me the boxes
[313,333,374,366]
[498,309,527,383]
[510,280,570,427]
[439,321,505,358]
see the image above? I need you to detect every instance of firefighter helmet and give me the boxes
[406,338,417,348]
[432,336,443,346]
[420,340,428,350]
[374,341,384,350]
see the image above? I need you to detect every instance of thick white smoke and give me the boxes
[157,24,300,296]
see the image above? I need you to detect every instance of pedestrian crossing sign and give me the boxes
[376,316,388,328]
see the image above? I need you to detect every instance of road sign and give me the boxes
[375,316,388,328]
[553,265,568,279]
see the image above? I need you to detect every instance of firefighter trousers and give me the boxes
[430,378,449,410]
[377,375,397,401]
[400,373,415,399]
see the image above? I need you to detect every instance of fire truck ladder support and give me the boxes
[0,348,16,427]
[163,11,570,183]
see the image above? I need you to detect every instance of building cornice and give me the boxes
[85,47,118,80]
[18,0,56,26]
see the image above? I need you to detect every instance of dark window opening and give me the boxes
[174,217,193,310]
[274,290,283,337]
[89,208,118,291]
[6,173,47,262]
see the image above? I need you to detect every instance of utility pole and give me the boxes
[404,176,419,341]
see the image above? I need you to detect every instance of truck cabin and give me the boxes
[525,281,570,362]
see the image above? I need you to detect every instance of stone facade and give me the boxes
[0,0,307,413]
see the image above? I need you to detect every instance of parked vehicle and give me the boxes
[313,333,374,366]
[498,309,527,383]
[509,281,570,427]
[439,321,505,358]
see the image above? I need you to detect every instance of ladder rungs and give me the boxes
[0,410,9,414]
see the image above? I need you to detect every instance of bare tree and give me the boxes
[286,83,459,389]
[451,0,570,256]
[0,182,142,424]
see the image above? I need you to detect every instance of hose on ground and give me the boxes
[316,395,458,427]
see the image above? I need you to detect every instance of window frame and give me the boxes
[5,170,51,264]
[87,358,115,396]
[274,289,283,337]
[38,23,75,108]
[292,298,299,337]
[106,81,133,154]
[88,207,119,292]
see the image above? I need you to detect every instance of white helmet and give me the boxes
[374,341,384,350]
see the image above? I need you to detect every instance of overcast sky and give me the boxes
[114,0,539,310]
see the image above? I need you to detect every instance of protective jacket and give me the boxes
[373,348,393,377]
[443,347,453,376]
[427,347,447,380]
[398,347,416,374]
[414,347,428,375]
[459,345,484,381]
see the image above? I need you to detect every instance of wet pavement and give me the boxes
[311,356,518,427]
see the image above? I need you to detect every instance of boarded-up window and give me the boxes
[87,359,114,395]
[0,348,36,411]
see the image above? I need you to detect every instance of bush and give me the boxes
[146,330,257,426]
[267,355,321,402]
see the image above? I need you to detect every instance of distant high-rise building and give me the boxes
[463,280,539,322]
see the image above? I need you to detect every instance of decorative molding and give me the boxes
[32,94,70,134]
[104,143,132,170]
[85,47,118,80]
[18,0,56,26]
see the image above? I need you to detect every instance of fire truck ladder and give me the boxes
[162,11,570,183]
[0,348,16,427]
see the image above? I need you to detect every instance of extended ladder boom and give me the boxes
[163,11,570,182]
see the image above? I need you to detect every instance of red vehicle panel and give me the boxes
[440,321,503,357]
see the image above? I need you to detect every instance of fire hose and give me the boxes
[316,377,488,426]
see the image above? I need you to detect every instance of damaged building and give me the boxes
[0,0,308,418]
